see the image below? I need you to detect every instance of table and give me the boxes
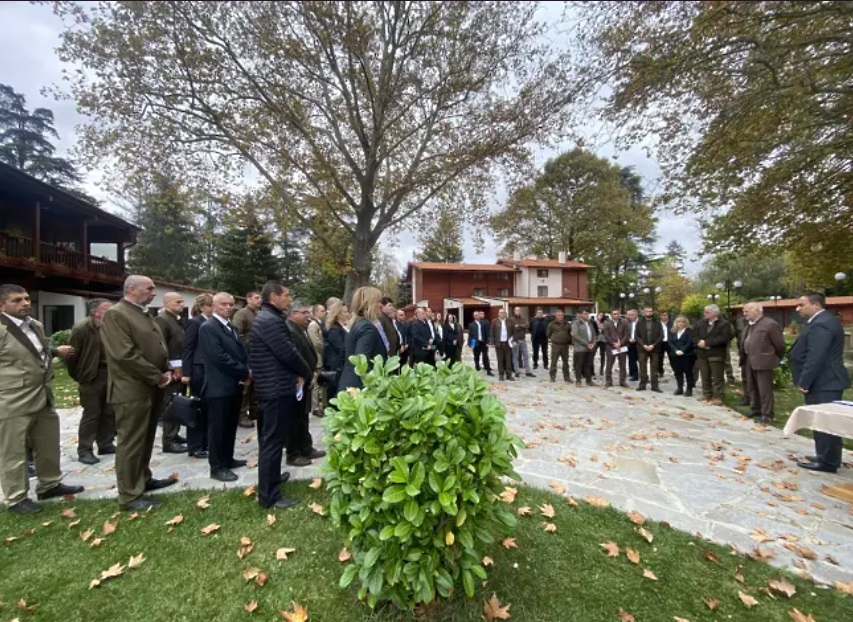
[783,402,853,439]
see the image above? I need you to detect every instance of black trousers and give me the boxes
[207,394,241,472]
[286,389,313,458]
[532,337,548,368]
[805,391,844,469]
[445,345,460,366]
[159,380,183,444]
[473,343,491,371]
[186,365,208,453]
[628,343,639,379]
[671,354,695,390]
[573,350,594,383]
[658,343,672,375]
[258,396,299,507]
[596,342,606,374]
[77,370,115,454]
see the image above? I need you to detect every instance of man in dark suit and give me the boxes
[692,304,733,405]
[490,308,516,381]
[530,307,549,370]
[657,310,673,378]
[626,309,639,381]
[379,297,400,358]
[636,306,663,392]
[789,291,851,473]
[198,292,251,482]
[740,302,786,424]
[468,310,493,375]
[395,309,410,366]
[286,302,326,466]
[250,281,314,508]
[602,308,629,388]
[181,293,213,459]
[154,292,188,454]
[410,307,436,366]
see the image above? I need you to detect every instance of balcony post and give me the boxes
[82,219,89,272]
[34,201,41,262]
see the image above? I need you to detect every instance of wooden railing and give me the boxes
[0,230,35,259]
[0,230,123,280]
[41,241,85,270]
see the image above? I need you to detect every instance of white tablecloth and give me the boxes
[783,402,853,438]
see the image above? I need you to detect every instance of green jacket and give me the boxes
[0,314,54,418]
[67,317,106,385]
[547,319,572,345]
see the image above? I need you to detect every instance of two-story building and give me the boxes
[407,252,593,324]
[0,162,210,334]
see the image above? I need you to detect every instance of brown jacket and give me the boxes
[101,300,168,404]
[67,317,106,385]
[232,305,258,347]
[602,318,628,348]
[740,315,785,371]
[511,315,529,341]
[490,317,516,344]
[546,319,572,345]
[378,313,399,356]
[154,310,185,364]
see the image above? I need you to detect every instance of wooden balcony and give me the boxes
[0,230,124,282]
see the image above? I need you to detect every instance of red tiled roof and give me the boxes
[408,262,516,272]
[500,297,593,305]
[498,258,591,269]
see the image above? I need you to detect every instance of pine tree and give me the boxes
[215,204,281,295]
[418,210,464,263]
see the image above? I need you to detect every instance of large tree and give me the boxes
[576,1,853,282]
[417,209,464,264]
[50,1,579,301]
[0,83,81,186]
[491,147,656,306]
[215,201,282,295]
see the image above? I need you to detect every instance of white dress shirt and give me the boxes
[661,321,669,342]
[2,313,47,364]
[500,319,508,342]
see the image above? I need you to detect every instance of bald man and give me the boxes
[101,275,176,511]
[154,292,188,453]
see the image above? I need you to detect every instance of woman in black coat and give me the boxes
[669,315,696,397]
[323,303,349,396]
[337,287,388,392]
[443,314,461,366]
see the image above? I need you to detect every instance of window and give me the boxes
[498,288,509,297]
[43,305,75,335]
[473,288,485,297]
[537,286,548,297]
[537,269,549,278]
[496,273,509,280]
[473,272,484,280]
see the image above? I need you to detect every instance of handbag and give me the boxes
[163,393,201,428]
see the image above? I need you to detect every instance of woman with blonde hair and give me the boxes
[669,315,696,397]
[336,287,388,392]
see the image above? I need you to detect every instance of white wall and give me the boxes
[35,291,88,334]
[149,286,204,309]
[515,267,564,298]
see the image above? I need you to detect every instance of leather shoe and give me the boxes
[189,450,209,459]
[37,483,84,500]
[8,499,41,514]
[797,461,837,474]
[238,417,255,429]
[307,448,326,460]
[98,444,117,455]
[285,456,312,467]
[805,455,818,462]
[230,459,248,468]
[757,415,774,425]
[78,452,100,465]
[210,469,239,482]
[486,371,494,376]
[636,385,647,391]
[122,498,162,512]
[263,497,299,510]
[651,387,663,393]
[163,442,188,454]
[175,434,187,444]
[746,412,760,418]
[145,478,178,491]
[525,373,535,378]
[278,471,291,485]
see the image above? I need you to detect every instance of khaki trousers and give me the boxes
[697,357,725,400]
[114,392,163,505]
[746,362,775,416]
[550,343,571,381]
[0,406,62,505]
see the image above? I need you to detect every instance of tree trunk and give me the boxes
[343,228,375,305]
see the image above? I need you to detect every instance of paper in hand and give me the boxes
[296,385,304,401]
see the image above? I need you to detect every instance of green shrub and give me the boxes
[50,329,72,348]
[324,356,523,610]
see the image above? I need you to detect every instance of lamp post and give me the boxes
[716,279,743,319]
[770,295,783,328]
[707,293,720,303]
[619,292,626,313]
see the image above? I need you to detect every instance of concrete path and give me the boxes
[41,364,853,587]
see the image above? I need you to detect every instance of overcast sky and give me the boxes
[0,1,703,274]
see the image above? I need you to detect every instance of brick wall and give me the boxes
[418,270,514,308]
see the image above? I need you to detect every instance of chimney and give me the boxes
[558,251,567,264]
[512,250,521,261]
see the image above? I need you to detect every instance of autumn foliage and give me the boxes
[325,356,522,610]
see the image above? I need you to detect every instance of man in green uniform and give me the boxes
[546,309,572,383]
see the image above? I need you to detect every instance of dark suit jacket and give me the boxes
[490,317,515,344]
[602,318,629,348]
[530,316,549,340]
[198,316,249,398]
[287,319,319,378]
[181,313,207,396]
[378,312,399,357]
[66,317,104,385]
[324,323,347,373]
[692,318,733,360]
[249,305,312,400]
[669,327,695,358]
[410,320,434,357]
[789,310,850,393]
[154,311,185,365]
[468,320,487,346]
[392,318,408,350]
[740,315,785,371]
[337,318,387,391]
[636,317,663,352]
[443,322,461,352]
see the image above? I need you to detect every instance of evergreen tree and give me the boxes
[417,210,464,263]
[0,84,81,187]
[215,203,281,295]
[127,174,203,284]
[396,271,413,308]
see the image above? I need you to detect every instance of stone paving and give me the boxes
[41,360,853,587]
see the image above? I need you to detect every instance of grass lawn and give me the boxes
[2,483,851,622]
[51,362,80,409]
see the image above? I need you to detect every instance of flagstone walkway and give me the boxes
[48,364,853,586]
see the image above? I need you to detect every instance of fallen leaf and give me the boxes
[738,591,759,608]
[243,484,256,498]
[68,519,81,529]
[539,503,555,518]
[60,508,77,518]
[704,598,719,610]
[102,519,118,536]
[90,537,103,548]
[704,551,719,563]
[674,618,691,622]
[516,506,532,516]
[280,601,309,622]
[752,547,775,560]
[308,502,325,516]
[247,460,258,468]
[482,556,494,566]
[100,563,125,580]
[255,572,269,587]
[244,599,259,613]
[586,495,610,508]
[825,555,838,565]
[128,553,146,569]
[834,580,853,595]
[243,567,261,581]
[768,578,796,598]
[566,497,579,508]
[277,547,297,561]
[237,544,254,559]
[499,487,518,504]
[483,593,511,621]
[337,547,351,562]
[626,548,640,564]
[601,541,620,557]
[309,478,322,489]
[543,522,557,533]
[196,495,211,509]
[80,529,94,542]
[502,537,517,550]
[41,520,53,527]
[549,480,566,495]
[643,568,658,581]
[627,511,646,525]
[16,599,36,612]
[88,578,101,589]
[200,523,221,536]
[166,514,184,527]
[127,512,140,521]
[788,609,816,622]
[618,609,635,622]
[637,527,653,543]
[241,536,253,547]
[168,472,179,481]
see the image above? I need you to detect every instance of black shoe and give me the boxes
[685,389,693,397]
[525,373,536,377]
[550,377,556,382]
[189,450,209,459]
[757,415,774,425]
[210,469,239,482]
[263,497,300,510]
[37,483,84,500]
[98,444,117,455]
[629,377,639,382]
[486,371,494,376]
[805,455,818,463]
[78,451,100,465]
[797,461,838,474]
[515,372,520,378]
[636,385,647,391]
[8,499,41,514]
[506,376,515,381]
[175,434,187,444]
[308,448,327,460]
[746,412,760,418]
[238,416,255,428]
[533,364,538,370]
[278,472,291,485]
[285,456,312,467]
[163,442,188,454]
[145,478,178,491]
[739,398,750,406]
[27,460,35,478]
[674,388,684,396]
[651,387,663,393]
[619,382,629,388]
[123,498,162,512]
[230,459,248,468]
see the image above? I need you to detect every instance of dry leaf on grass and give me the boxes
[482,556,494,566]
[483,593,511,621]
[241,536,253,546]
[499,487,518,504]
[200,523,221,536]
[767,578,796,598]
[308,502,325,516]
[502,537,517,550]
[586,495,609,508]
[100,563,125,580]
[566,497,579,508]
[237,544,254,559]
[673,618,691,622]
[243,568,261,581]
[254,572,269,587]
[627,511,646,525]
[16,599,36,612]
[601,541,620,557]
[165,514,184,527]
[618,608,635,622]
[243,484,256,498]
[637,527,653,543]
[704,551,719,563]
[625,548,640,564]
[90,537,103,548]
[60,508,77,519]
[338,548,352,562]
[128,554,146,569]
[788,609,816,622]
[539,503,555,518]
[102,520,117,536]
[267,514,276,527]
[309,478,323,489]
[244,599,259,613]
[126,512,140,521]
[543,523,557,533]
[80,529,94,542]
[88,579,101,590]
[834,580,853,595]
[549,480,566,495]
[280,602,309,622]
[68,519,81,529]
[704,598,719,610]
[196,496,211,509]
[738,591,759,608]
[516,506,532,516]
[643,568,658,581]
[277,547,296,561]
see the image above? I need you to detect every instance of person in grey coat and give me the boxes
[571,309,596,386]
